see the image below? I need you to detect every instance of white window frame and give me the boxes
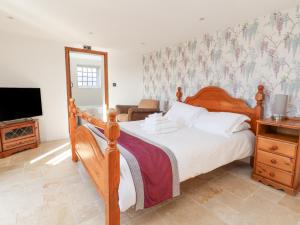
[76,65,100,88]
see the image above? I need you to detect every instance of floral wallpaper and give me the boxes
[142,6,300,117]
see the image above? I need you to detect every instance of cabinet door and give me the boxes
[0,133,2,152]
[1,123,35,143]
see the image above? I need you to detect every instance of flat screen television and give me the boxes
[0,88,43,122]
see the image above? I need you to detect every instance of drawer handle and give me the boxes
[269,145,278,151]
[269,172,275,178]
[270,159,277,164]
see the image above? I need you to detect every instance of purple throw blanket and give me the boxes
[87,124,180,210]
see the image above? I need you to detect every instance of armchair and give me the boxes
[116,99,160,122]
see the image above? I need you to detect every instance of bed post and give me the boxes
[104,109,120,225]
[251,85,264,167]
[254,85,264,121]
[69,99,78,162]
[176,87,183,102]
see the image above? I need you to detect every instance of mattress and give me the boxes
[95,120,255,211]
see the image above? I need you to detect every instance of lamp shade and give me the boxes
[273,94,288,116]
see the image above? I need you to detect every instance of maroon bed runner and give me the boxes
[92,126,179,209]
[118,130,173,208]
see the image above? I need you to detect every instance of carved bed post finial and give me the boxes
[176,87,183,102]
[105,109,120,149]
[250,85,265,167]
[255,85,265,119]
[105,109,120,225]
[69,98,78,162]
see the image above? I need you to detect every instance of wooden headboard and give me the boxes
[176,85,265,133]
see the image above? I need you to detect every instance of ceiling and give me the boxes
[0,0,299,53]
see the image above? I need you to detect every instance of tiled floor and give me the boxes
[1,140,300,225]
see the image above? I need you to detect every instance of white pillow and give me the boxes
[193,112,251,137]
[165,101,207,127]
[232,122,251,133]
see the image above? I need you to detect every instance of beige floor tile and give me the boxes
[120,212,132,225]
[0,156,11,168]
[1,140,300,225]
[72,201,104,224]
[16,206,48,225]
[78,214,105,225]
[10,147,41,166]
[41,161,78,181]
[157,195,227,225]
[206,188,244,211]
[268,204,300,225]
[183,181,223,205]
[45,203,76,225]
[200,197,240,224]
[127,211,168,225]
[279,195,300,214]
[237,194,277,225]
[212,172,259,199]
[0,164,24,186]
[42,174,82,206]
[0,210,16,225]
[252,185,285,203]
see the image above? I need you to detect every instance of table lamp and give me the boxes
[272,94,288,121]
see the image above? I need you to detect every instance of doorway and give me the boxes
[65,47,108,120]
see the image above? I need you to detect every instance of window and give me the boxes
[77,66,100,88]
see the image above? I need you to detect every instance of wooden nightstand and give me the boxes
[0,119,40,158]
[252,118,300,195]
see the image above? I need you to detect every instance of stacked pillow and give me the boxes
[192,112,250,137]
[165,101,207,127]
[165,101,250,137]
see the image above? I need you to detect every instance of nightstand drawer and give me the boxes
[256,150,295,172]
[257,137,297,158]
[255,163,293,186]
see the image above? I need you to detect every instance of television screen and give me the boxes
[0,88,43,122]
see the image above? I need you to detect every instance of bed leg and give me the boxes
[105,149,120,225]
[71,143,78,162]
[105,203,120,225]
[105,110,120,225]
[250,156,254,168]
[105,152,120,225]
[69,99,78,162]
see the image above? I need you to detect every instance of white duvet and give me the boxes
[95,120,255,212]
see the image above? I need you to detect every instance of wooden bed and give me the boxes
[69,85,265,225]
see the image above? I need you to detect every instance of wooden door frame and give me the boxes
[64,47,109,112]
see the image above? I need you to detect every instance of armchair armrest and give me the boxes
[128,108,161,121]
[115,105,137,114]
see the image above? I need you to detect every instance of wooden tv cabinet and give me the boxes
[0,119,40,158]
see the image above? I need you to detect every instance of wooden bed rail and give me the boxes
[69,99,120,225]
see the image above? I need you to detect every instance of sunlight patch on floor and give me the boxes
[30,142,70,164]
[46,149,71,166]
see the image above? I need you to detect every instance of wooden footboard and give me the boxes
[69,99,120,225]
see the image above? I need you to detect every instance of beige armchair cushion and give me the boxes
[117,113,128,122]
[138,99,159,110]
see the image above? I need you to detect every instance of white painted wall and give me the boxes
[108,50,143,107]
[0,31,143,141]
[0,32,68,142]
